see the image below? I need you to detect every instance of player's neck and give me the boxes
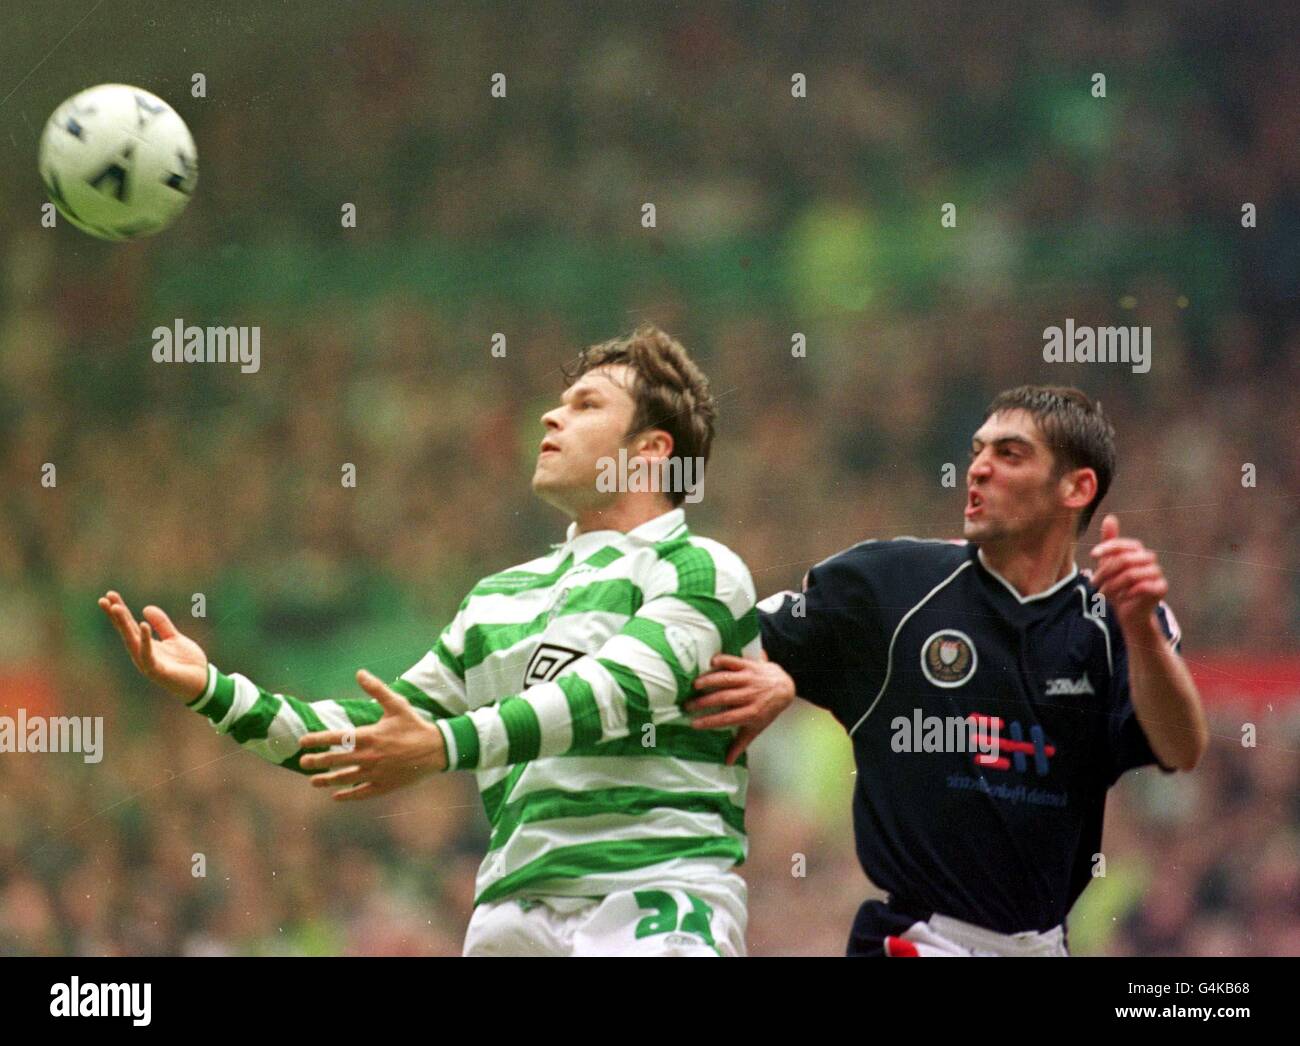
[977,537,1076,599]
[571,494,677,536]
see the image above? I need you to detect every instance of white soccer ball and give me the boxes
[38,83,198,241]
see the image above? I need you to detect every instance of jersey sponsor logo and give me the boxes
[1044,674,1094,696]
[920,629,977,688]
[523,643,584,687]
[969,713,1057,776]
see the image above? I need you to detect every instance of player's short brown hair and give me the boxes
[986,385,1116,534]
[563,324,716,508]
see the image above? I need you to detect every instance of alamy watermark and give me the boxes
[891,710,998,756]
[1043,319,1150,374]
[1,709,103,763]
[595,449,704,504]
[152,318,261,373]
[50,978,150,1026]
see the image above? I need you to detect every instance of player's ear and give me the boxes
[1060,466,1097,513]
[631,428,674,463]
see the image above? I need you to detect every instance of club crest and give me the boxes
[921,629,977,688]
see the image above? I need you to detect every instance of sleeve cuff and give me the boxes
[186,663,237,727]
[438,714,481,770]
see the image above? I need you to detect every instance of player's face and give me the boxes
[532,364,639,514]
[963,410,1062,545]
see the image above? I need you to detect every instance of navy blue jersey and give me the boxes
[759,538,1181,937]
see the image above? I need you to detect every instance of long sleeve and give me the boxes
[186,606,472,773]
[435,539,760,771]
[757,548,884,729]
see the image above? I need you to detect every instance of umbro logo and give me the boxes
[1045,675,1094,696]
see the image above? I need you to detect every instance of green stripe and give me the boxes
[431,636,466,682]
[331,697,384,726]
[228,691,282,743]
[671,593,739,654]
[195,670,237,725]
[280,694,327,733]
[564,578,643,617]
[582,545,625,569]
[620,617,693,702]
[447,715,481,769]
[567,722,744,766]
[557,674,603,750]
[735,607,759,649]
[482,762,529,824]
[470,555,573,597]
[596,656,652,723]
[390,677,456,719]
[461,578,644,672]
[475,836,746,905]
[487,785,746,852]
[461,614,549,674]
[500,697,542,763]
[656,540,717,597]
[263,697,327,776]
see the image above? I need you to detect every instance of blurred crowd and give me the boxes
[0,0,1297,955]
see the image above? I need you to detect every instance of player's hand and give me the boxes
[298,669,448,800]
[1089,515,1168,634]
[98,591,209,701]
[687,651,796,766]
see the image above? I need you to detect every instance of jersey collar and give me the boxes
[975,546,1079,604]
[561,507,686,557]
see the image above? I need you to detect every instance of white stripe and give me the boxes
[477,858,746,904]
[472,705,512,766]
[214,673,262,733]
[528,680,575,756]
[310,700,358,735]
[504,755,748,804]
[463,588,561,625]
[475,763,512,789]
[599,632,681,717]
[569,658,630,736]
[245,698,310,763]
[463,611,629,700]
[485,809,745,882]
[188,663,219,712]
[847,561,973,737]
[436,719,459,769]
[399,651,469,715]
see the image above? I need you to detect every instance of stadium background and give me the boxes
[1,1,1297,955]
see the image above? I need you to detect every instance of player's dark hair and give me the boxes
[564,324,716,509]
[986,385,1116,534]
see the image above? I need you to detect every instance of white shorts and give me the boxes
[463,883,747,957]
[887,912,1068,957]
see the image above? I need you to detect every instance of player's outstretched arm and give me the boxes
[98,590,465,780]
[1090,515,1209,771]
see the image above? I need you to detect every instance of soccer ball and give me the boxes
[38,84,198,241]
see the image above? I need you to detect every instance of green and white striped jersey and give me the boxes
[188,508,761,906]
